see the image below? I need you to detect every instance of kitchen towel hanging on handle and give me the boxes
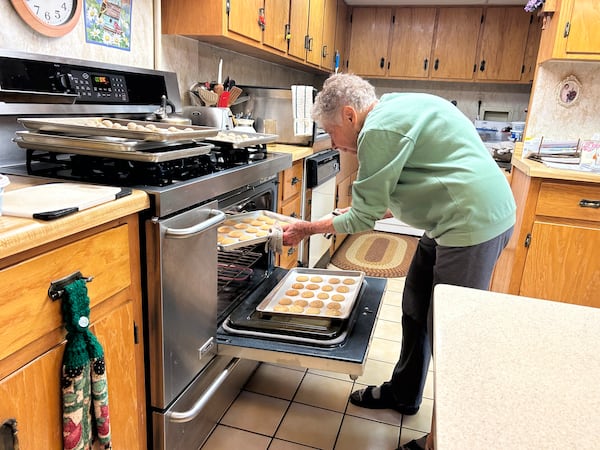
[60,279,112,450]
[291,85,314,136]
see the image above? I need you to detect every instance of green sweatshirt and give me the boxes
[332,93,516,247]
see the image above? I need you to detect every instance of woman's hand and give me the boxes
[282,221,309,246]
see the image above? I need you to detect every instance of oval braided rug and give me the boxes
[331,231,418,278]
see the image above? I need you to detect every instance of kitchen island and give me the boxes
[0,175,149,449]
[433,284,600,449]
[491,144,600,307]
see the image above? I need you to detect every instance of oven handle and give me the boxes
[167,358,241,423]
[164,209,225,238]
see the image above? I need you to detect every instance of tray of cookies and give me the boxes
[217,210,300,251]
[256,268,365,320]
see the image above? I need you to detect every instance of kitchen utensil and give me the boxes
[2,183,130,220]
[146,95,192,126]
[198,89,219,106]
[228,86,243,106]
[217,91,230,107]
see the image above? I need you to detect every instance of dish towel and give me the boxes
[61,279,112,450]
[291,85,314,136]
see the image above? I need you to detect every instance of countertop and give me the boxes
[433,284,600,449]
[0,175,150,259]
[267,144,314,162]
[512,143,600,183]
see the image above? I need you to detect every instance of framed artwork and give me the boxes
[84,0,132,51]
[556,75,582,108]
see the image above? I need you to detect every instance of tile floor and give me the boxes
[201,275,434,450]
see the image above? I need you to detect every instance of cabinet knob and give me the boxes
[291,176,300,186]
[424,58,428,70]
[434,59,439,70]
[479,60,486,71]
[258,8,265,30]
[380,57,385,69]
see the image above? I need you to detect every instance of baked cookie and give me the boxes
[218,237,236,245]
[217,226,232,233]
[336,285,350,293]
[306,283,320,290]
[278,297,293,305]
[289,305,304,313]
[292,283,305,290]
[250,220,263,226]
[228,230,244,238]
[317,292,329,300]
[328,277,341,284]
[309,300,324,308]
[285,289,300,296]
[273,305,289,312]
[331,294,345,302]
[306,307,321,315]
[223,219,237,226]
[295,275,309,282]
[310,276,323,283]
[321,285,334,292]
[233,223,248,229]
[260,224,272,231]
[301,291,315,298]
[327,302,341,310]
[343,278,357,285]
[324,309,342,317]
[257,215,270,221]
[237,234,253,240]
[245,227,258,233]
[255,230,269,237]
[294,299,308,307]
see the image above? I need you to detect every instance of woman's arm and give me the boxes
[282,216,336,246]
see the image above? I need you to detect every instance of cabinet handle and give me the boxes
[291,176,300,186]
[424,58,428,70]
[479,60,486,71]
[579,199,600,209]
[287,247,296,256]
[380,57,385,69]
[322,45,328,58]
[285,24,291,41]
[258,8,265,30]
[290,212,298,218]
[305,35,313,51]
[434,59,439,70]
[48,271,94,301]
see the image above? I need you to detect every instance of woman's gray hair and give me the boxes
[312,73,377,127]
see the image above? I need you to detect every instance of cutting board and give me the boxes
[2,183,131,220]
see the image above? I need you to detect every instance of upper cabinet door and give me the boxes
[388,7,436,78]
[431,7,483,80]
[476,7,531,82]
[288,0,310,61]
[306,0,326,66]
[347,7,393,77]
[263,0,291,53]
[563,0,600,56]
[520,12,543,83]
[334,0,349,72]
[228,0,263,43]
[320,0,338,71]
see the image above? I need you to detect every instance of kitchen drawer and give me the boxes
[278,196,301,268]
[0,224,132,361]
[536,181,600,223]
[280,159,303,203]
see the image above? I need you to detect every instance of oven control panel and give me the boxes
[69,70,129,103]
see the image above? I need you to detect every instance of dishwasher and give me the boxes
[302,149,341,267]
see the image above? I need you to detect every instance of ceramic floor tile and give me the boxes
[334,415,400,450]
[399,427,428,447]
[379,303,402,323]
[245,363,306,400]
[344,396,403,427]
[385,278,406,296]
[374,318,403,342]
[220,391,289,436]
[293,372,354,412]
[367,337,402,364]
[307,368,356,382]
[355,358,395,387]
[275,402,343,450]
[401,397,434,433]
[201,425,270,450]
[268,439,319,450]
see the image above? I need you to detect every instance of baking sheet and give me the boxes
[18,117,220,142]
[217,210,299,251]
[206,130,278,148]
[256,268,365,319]
[14,131,213,163]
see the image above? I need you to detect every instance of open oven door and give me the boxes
[216,267,387,379]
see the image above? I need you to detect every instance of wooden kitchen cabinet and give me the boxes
[538,0,600,62]
[475,7,532,82]
[388,7,437,79]
[263,0,291,54]
[521,12,543,83]
[319,0,339,71]
[277,159,304,268]
[0,217,146,449]
[491,167,600,308]
[334,0,349,72]
[347,7,393,77]
[430,7,483,81]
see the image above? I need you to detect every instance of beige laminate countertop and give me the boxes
[433,284,600,449]
[512,144,600,183]
[0,175,149,259]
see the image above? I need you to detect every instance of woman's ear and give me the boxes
[342,105,356,123]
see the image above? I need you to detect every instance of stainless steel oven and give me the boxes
[0,50,387,450]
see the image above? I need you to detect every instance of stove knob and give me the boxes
[54,71,74,93]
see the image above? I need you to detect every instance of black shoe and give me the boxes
[397,436,428,450]
[349,385,419,415]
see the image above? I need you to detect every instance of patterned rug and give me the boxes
[331,231,418,278]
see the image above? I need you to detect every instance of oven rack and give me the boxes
[217,249,262,290]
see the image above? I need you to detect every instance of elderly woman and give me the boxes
[282,73,515,450]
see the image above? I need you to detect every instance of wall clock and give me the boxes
[10,0,83,38]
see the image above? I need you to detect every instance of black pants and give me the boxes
[381,226,514,409]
